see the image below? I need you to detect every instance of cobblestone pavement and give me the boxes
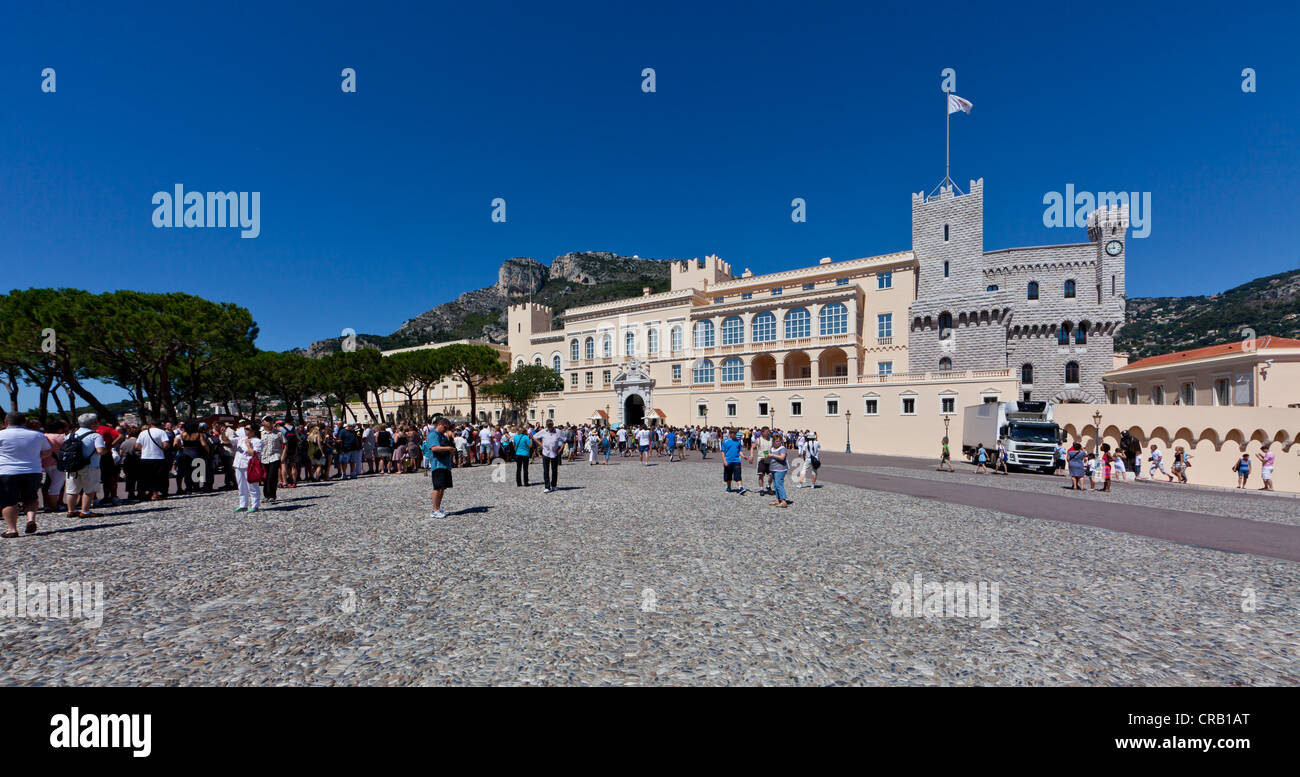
[2,458,1297,686]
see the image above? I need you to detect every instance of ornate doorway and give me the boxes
[624,394,645,427]
[613,359,655,427]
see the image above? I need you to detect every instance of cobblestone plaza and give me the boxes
[3,458,1296,686]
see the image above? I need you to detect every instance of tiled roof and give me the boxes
[1110,336,1300,372]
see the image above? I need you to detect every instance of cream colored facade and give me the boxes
[1102,336,1300,409]
[507,252,1019,455]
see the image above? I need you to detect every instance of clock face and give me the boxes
[1105,240,1123,256]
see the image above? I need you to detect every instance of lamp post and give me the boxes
[944,413,951,439]
[1092,409,1102,456]
[605,403,610,430]
[845,409,852,453]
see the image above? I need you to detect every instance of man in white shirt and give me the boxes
[636,426,652,465]
[1148,444,1167,478]
[536,420,566,492]
[478,426,492,464]
[617,426,629,457]
[0,412,52,537]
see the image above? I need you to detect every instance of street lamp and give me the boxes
[1092,409,1103,456]
[605,403,610,429]
[845,409,852,453]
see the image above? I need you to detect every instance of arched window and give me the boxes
[1075,321,1088,345]
[1064,279,1076,298]
[752,311,776,342]
[670,326,683,352]
[602,335,612,358]
[693,320,715,348]
[818,302,848,335]
[938,312,953,339]
[1027,281,1039,300]
[647,328,659,355]
[720,357,744,383]
[938,357,952,371]
[784,308,811,339]
[692,359,715,384]
[570,339,580,361]
[515,358,524,370]
[625,331,635,356]
[1021,363,1034,384]
[721,315,744,345]
[533,356,543,366]
[1057,322,1071,346]
[552,355,561,373]
[584,337,595,360]
[1065,361,1080,384]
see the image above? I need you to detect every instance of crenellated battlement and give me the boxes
[1087,205,1129,239]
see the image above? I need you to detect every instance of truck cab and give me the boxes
[961,400,1062,473]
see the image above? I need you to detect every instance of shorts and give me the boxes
[65,466,102,496]
[1262,465,1274,480]
[43,465,66,495]
[723,462,742,482]
[0,473,43,508]
[618,441,627,451]
[639,445,649,453]
[756,458,771,475]
[430,468,453,491]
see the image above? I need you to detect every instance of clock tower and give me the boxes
[1088,205,1127,304]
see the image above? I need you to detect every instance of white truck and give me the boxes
[961,400,1062,473]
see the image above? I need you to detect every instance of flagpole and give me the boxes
[945,94,950,187]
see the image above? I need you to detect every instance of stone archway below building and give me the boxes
[1053,388,1096,404]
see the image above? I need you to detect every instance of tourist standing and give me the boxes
[1,413,51,537]
[63,413,107,519]
[423,418,455,519]
[1256,444,1275,491]
[260,418,283,503]
[232,422,262,513]
[1235,453,1251,488]
[538,420,565,492]
[40,419,67,511]
[137,420,171,501]
[769,434,789,508]
[1066,443,1087,490]
[512,426,533,486]
[721,429,746,494]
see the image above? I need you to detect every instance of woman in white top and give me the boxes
[232,422,263,513]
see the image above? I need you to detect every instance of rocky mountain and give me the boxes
[303,252,673,356]
[1116,268,1300,360]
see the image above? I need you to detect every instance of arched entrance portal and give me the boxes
[624,394,646,427]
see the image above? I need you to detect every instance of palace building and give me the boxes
[360,178,1131,457]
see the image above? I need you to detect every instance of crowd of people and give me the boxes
[953,428,1280,493]
[1,406,1286,536]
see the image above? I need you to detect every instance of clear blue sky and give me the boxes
[3,1,1297,408]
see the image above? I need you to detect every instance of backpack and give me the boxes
[283,427,298,443]
[57,430,92,473]
[341,429,359,451]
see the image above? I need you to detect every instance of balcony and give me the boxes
[751,380,777,389]
[785,378,812,387]
[817,376,849,386]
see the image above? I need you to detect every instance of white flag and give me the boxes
[947,94,973,115]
